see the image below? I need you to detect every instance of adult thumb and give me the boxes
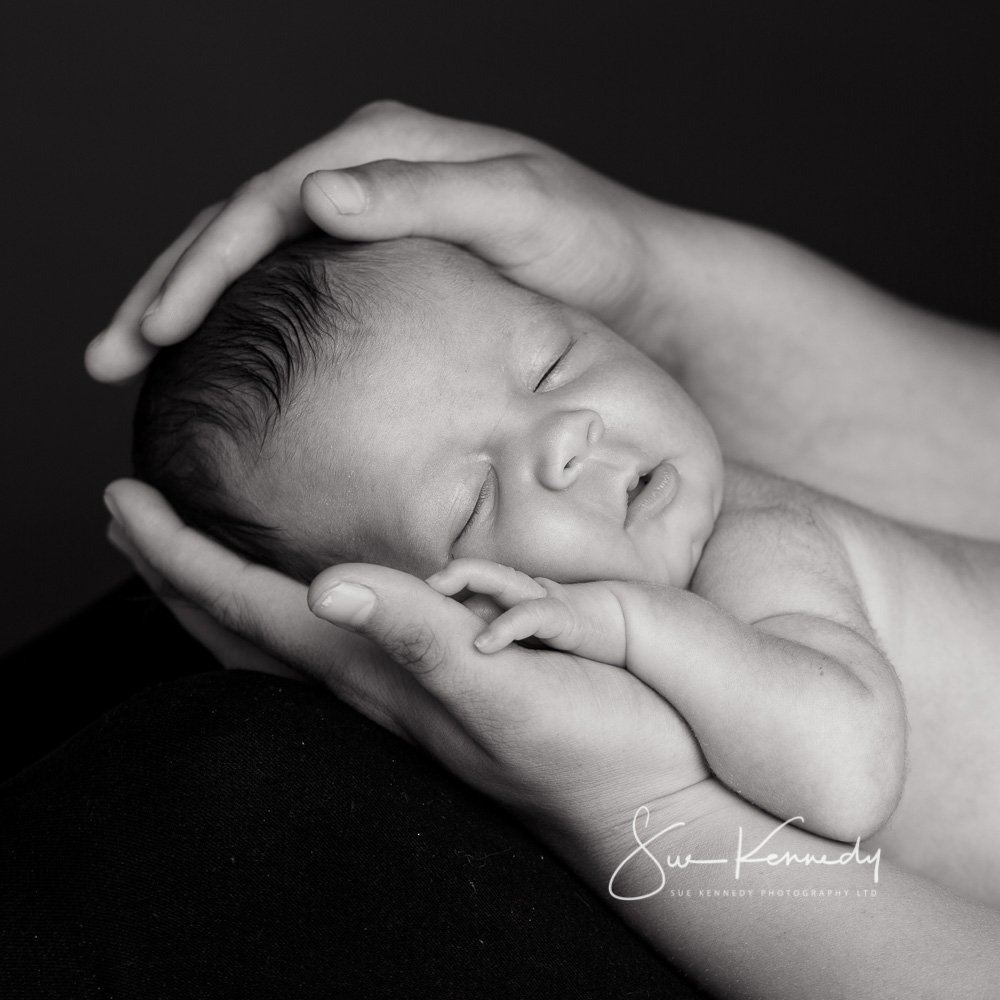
[307,562,484,693]
[300,156,550,254]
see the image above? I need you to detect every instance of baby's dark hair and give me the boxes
[133,236,397,582]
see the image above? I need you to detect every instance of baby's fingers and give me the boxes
[474,597,578,655]
[426,558,546,608]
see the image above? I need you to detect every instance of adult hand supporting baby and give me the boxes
[102,478,708,843]
[104,477,1000,1000]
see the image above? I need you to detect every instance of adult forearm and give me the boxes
[546,779,1000,1000]
[635,206,1000,538]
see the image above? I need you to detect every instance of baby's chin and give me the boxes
[628,548,697,591]
[670,538,705,589]
[636,523,712,591]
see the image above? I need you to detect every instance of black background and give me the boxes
[3,0,998,657]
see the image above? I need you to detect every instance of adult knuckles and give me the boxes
[381,619,448,676]
[347,99,413,125]
[486,154,553,203]
[335,101,431,159]
[200,582,257,637]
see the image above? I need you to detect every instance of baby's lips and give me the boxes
[624,461,679,527]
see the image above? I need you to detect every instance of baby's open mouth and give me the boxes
[626,472,652,506]
[624,462,681,526]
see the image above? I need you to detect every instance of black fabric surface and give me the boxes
[1,584,705,998]
[3,577,218,783]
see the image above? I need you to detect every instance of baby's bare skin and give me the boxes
[692,462,1000,905]
[835,501,1000,905]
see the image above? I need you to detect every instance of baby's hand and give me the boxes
[425,559,627,665]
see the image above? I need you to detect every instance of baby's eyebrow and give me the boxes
[520,296,565,330]
[507,303,565,362]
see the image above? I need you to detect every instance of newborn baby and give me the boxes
[134,236,1000,905]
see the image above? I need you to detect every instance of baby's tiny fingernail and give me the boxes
[311,170,367,215]
[474,631,495,653]
[311,581,376,626]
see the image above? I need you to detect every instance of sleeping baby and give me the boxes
[133,236,1000,906]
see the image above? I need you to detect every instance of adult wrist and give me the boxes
[530,778,730,892]
[617,197,721,369]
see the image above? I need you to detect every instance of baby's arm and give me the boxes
[429,495,905,843]
[612,575,903,844]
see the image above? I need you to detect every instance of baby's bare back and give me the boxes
[832,502,1000,905]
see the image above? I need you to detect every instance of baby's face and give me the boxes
[264,243,723,588]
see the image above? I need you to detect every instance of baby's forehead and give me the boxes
[335,236,496,294]
[284,262,570,563]
[331,241,561,361]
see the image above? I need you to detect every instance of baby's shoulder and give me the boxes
[711,460,845,549]
[693,462,864,620]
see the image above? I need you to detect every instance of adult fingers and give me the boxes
[300,155,555,265]
[108,516,301,678]
[309,564,483,684]
[103,479,437,738]
[138,177,311,347]
[103,479,354,683]
[308,562,585,776]
[134,103,539,351]
[298,150,651,332]
[85,203,222,383]
[104,479,309,646]
[307,562,546,726]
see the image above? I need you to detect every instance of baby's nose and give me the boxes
[535,410,604,490]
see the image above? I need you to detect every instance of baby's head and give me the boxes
[134,237,723,590]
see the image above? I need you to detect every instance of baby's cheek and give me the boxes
[485,516,618,583]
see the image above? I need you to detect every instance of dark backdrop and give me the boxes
[4,0,998,657]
